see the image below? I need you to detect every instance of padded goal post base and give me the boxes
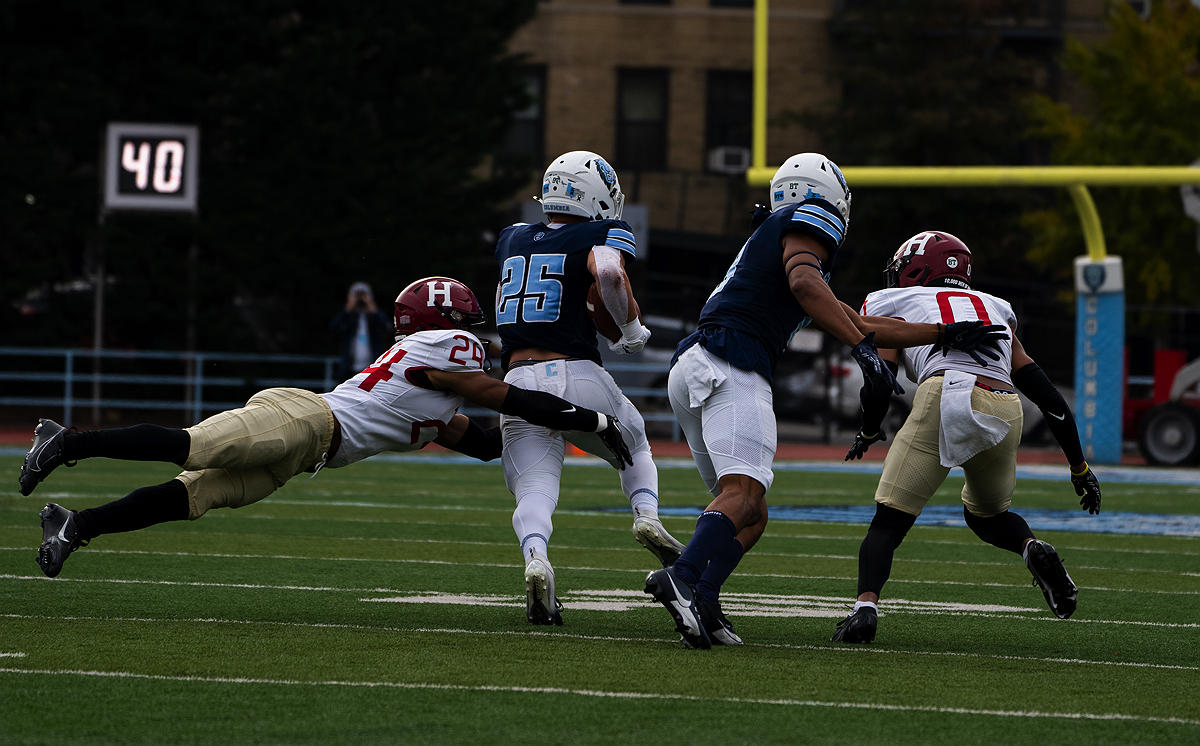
[1074,256,1125,465]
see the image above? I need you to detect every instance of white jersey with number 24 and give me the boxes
[320,329,487,468]
[861,286,1016,387]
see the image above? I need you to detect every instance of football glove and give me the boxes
[845,430,886,461]
[608,322,651,355]
[937,320,1010,367]
[597,415,634,470]
[851,333,904,396]
[1071,463,1101,515]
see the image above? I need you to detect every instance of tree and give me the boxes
[0,1,538,353]
[791,0,1057,293]
[1024,0,1200,305]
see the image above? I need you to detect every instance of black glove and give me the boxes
[845,430,886,461]
[1071,463,1101,515]
[938,320,1009,367]
[851,333,904,396]
[598,415,634,470]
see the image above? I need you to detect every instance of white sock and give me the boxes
[621,450,660,520]
[854,601,878,613]
[513,491,556,563]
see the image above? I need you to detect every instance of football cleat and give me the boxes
[36,503,88,578]
[831,605,878,644]
[524,553,563,626]
[696,596,743,645]
[632,516,686,568]
[643,567,711,649]
[1025,539,1078,619]
[19,419,74,496]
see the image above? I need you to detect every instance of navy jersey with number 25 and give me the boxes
[673,198,847,382]
[495,219,637,368]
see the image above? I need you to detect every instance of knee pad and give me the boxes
[963,507,1033,555]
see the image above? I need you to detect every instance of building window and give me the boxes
[710,0,753,7]
[500,65,546,167]
[705,70,752,173]
[620,0,671,5]
[616,68,669,171]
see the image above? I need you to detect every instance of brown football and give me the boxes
[586,283,639,343]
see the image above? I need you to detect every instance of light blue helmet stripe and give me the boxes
[790,213,844,245]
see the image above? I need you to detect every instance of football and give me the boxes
[586,283,639,343]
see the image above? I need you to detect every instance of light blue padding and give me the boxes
[1075,290,1125,464]
[648,504,1200,537]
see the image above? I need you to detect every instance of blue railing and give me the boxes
[0,347,338,426]
[0,346,681,439]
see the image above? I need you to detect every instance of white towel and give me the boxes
[676,344,727,408]
[938,370,1011,467]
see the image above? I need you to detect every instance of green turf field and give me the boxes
[2,455,1198,744]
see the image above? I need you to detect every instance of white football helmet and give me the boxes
[540,151,624,220]
[769,153,852,226]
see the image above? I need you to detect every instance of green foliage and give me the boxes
[1024,0,1200,303]
[792,0,1056,290]
[0,1,538,352]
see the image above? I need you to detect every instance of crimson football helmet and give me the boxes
[394,276,486,335]
[884,231,972,289]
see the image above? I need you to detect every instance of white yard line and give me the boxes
[0,653,26,658]
[0,666,1195,727]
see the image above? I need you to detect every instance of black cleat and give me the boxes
[831,605,878,643]
[643,567,711,649]
[36,503,88,578]
[696,596,743,645]
[1025,539,1077,619]
[19,419,74,496]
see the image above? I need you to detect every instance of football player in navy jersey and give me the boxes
[645,154,1010,648]
[494,151,685,625]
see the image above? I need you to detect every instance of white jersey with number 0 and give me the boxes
[320,329,487,468]
[861,286,1016,387]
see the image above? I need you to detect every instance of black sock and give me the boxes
[963,507,1034,555]
[62,425,191,466]
[858,504,917,597]
[696,537,745,604]
[73,479,190,541]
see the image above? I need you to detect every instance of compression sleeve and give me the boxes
[593,246,631,328]
[498,386,605,433]
[860,360,898,435]
[1012,363,1085,465]
[451,417,501,462]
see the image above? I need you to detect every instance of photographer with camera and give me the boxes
[329,281,393,380]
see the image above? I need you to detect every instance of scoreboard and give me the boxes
[103,122,199,214]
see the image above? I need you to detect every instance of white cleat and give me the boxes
[633,516,686,567]
[524,552,563,626]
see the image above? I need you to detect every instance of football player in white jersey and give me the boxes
[23,277,633,579]
[831,232,1103,643]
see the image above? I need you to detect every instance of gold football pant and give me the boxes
[876,376,1023,518]
[175,388,335,519]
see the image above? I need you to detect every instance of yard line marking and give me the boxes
[0,667,1196,726]
[6,613,1199,668]
[3,548,1198,595]
[0,653,26,658]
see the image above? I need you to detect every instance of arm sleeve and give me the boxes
[1012,363,1085,465]
[859,360,898,435]
[498,386,603,433]
[592,246,631,327]
[451,417,502,462]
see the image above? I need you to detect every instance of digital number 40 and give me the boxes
[122,140,185,194]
